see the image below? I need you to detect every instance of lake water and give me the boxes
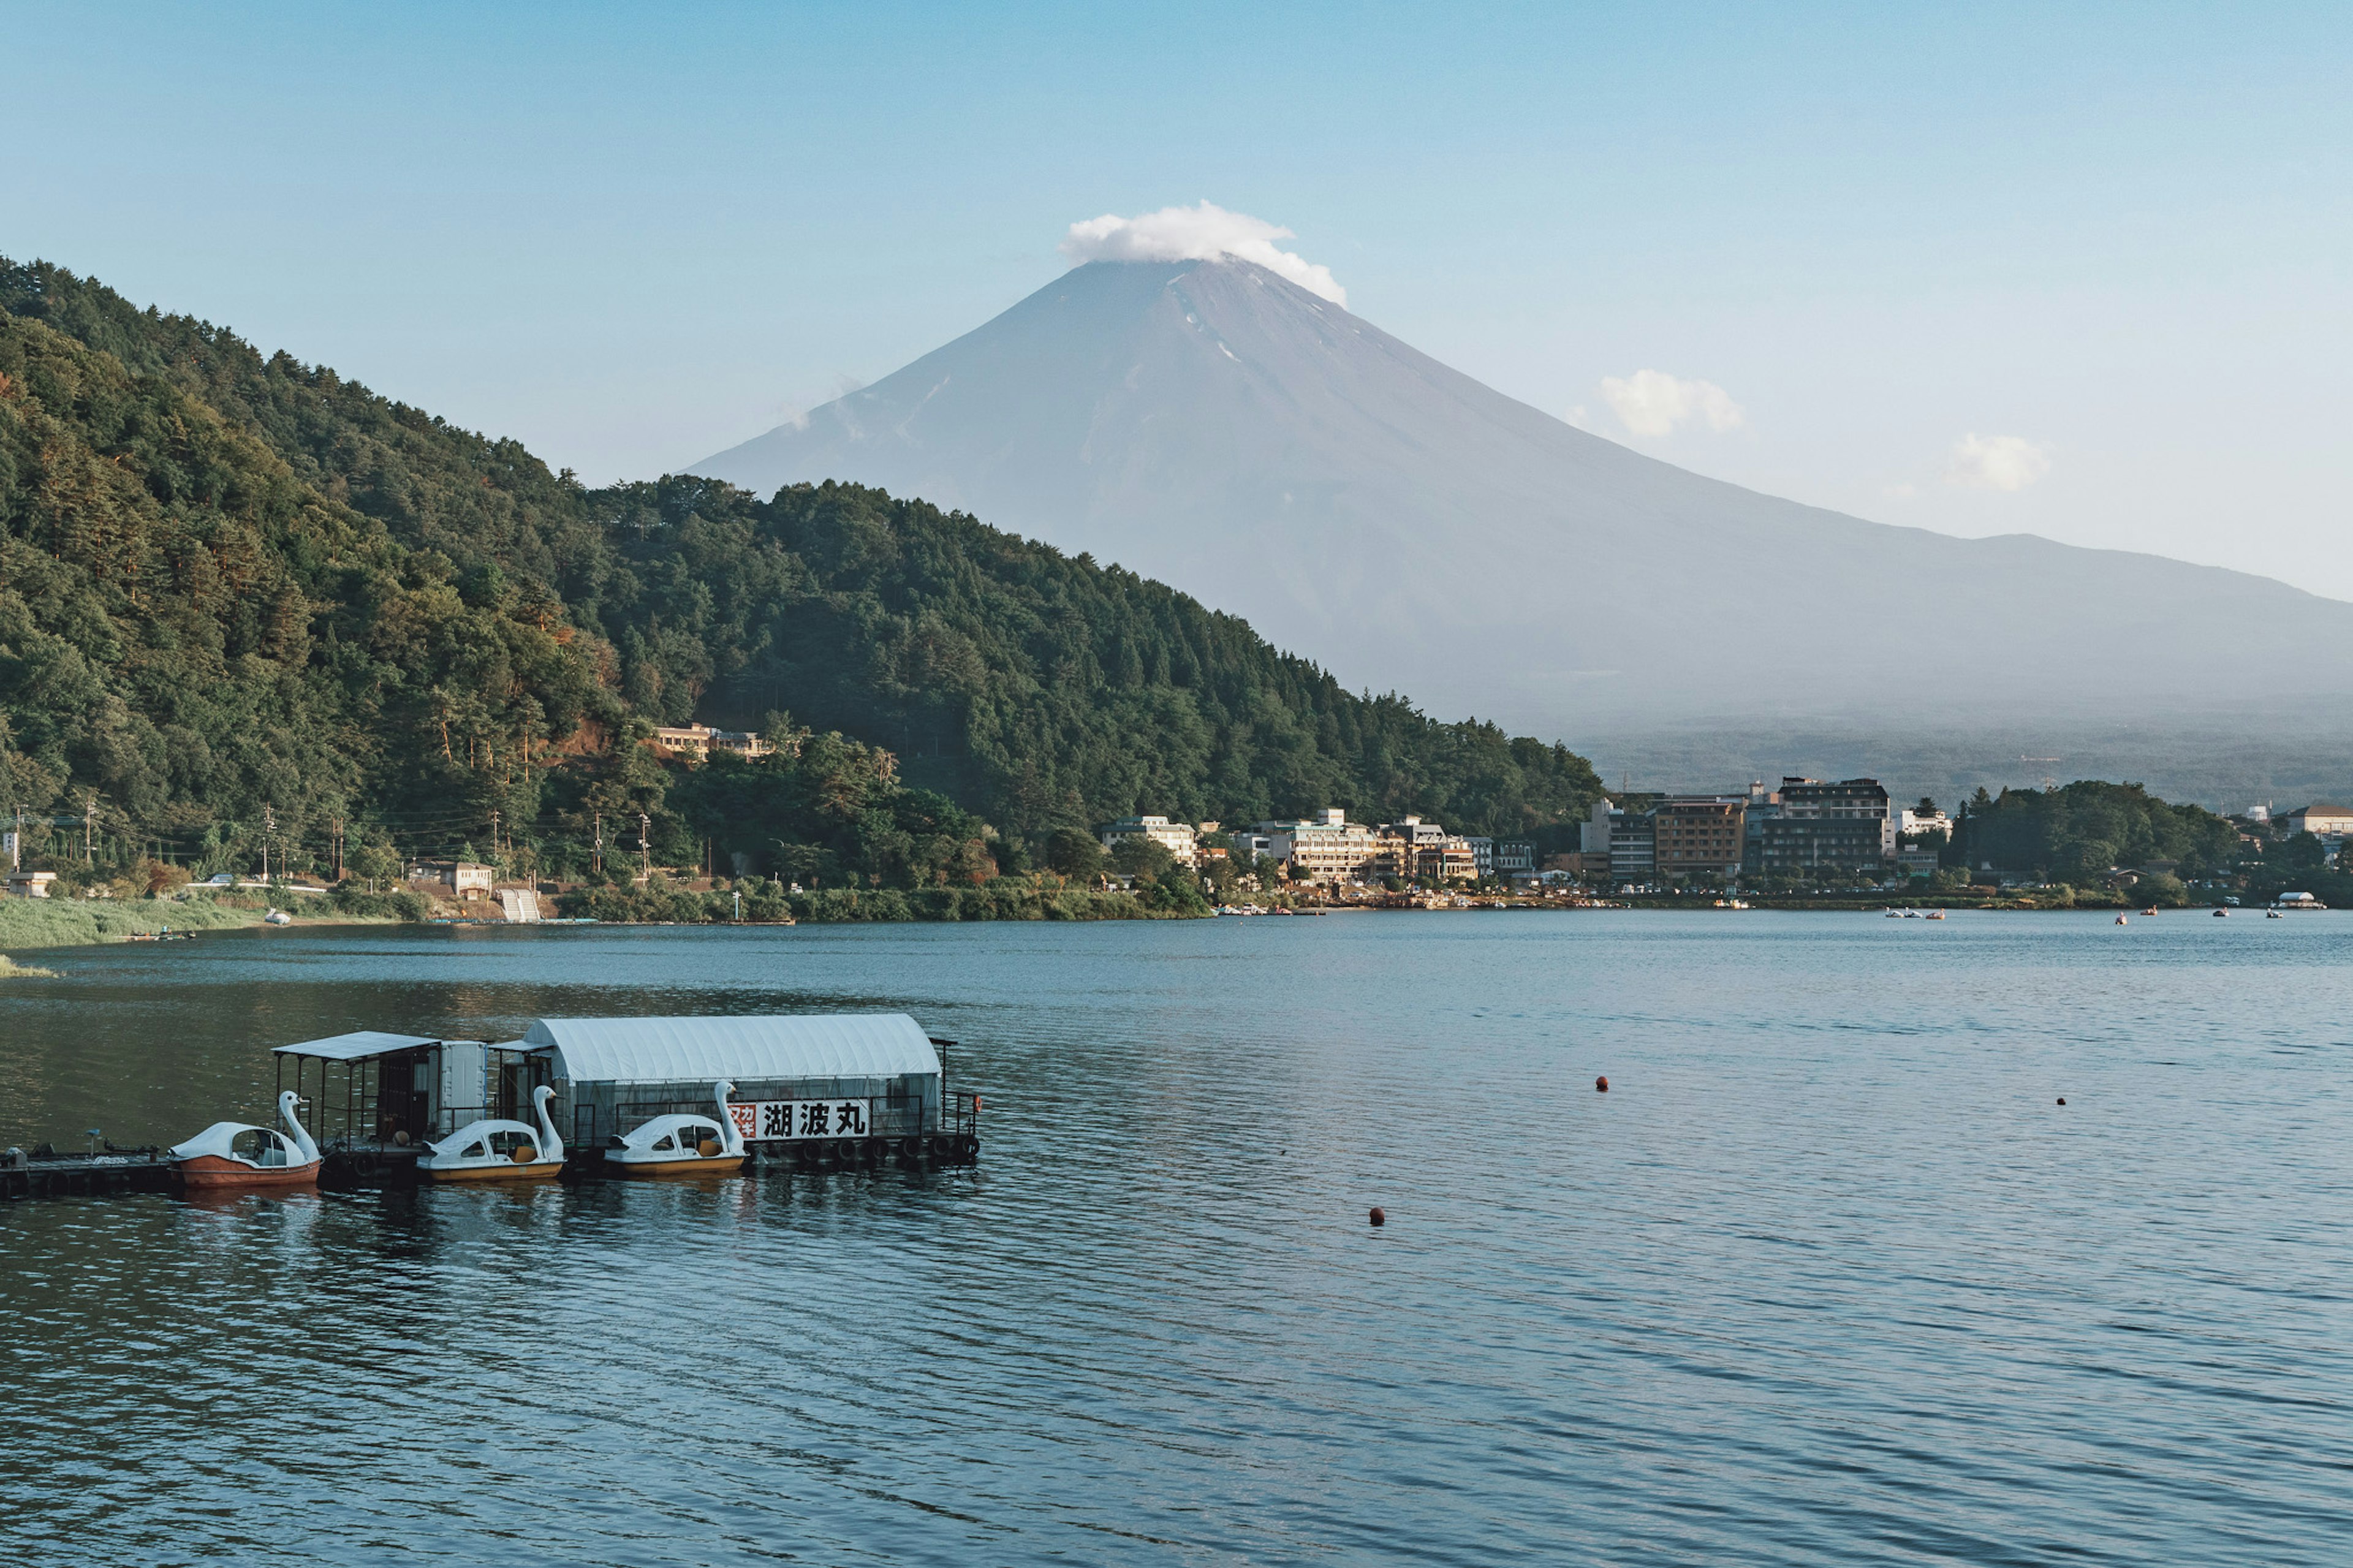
[4,911,2351,1565]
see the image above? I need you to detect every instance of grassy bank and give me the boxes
[0,953,62,979]
[0,892,403,952]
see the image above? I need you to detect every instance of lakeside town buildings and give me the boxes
[1110,776,1971,893]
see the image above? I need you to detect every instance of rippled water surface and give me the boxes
[4,911,2352,1564]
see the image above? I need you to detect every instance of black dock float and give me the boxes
[1,1148,173,1200]
[749,1131,979,1174]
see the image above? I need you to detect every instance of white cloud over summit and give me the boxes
[1945,432,2050,491]
[1599,369,1745,437]
[1061,201,1347,306]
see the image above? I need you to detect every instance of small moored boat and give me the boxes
[606,1080,748,1177]
[169,1090,322,1191]
[418,1085,566,1182]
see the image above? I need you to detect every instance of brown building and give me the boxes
[1652,798,1746,881]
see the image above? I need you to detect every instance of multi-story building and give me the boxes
[1899,806,1953,841]
[1752,778,1893,877]
[1228,831,1275,863]
[1101,815,1199,867]
[1652,797,1746,881]
[1462,836,1495,877]
[1494,840,1535,875]
[1374,816,1478,884]
[2280,803,2353,838]
[1259,809,1382,885]
[1577,797,1663,885]
[1608,813,1656,885]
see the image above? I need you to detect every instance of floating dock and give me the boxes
[6,1012,981,1201]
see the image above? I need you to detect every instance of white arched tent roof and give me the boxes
[522,1013,941,1086]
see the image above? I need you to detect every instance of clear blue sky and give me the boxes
[7,2,2348,593]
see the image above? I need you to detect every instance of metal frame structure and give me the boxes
[273,1038,542,1151]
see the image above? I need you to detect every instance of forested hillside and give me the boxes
[0,258,1600,886]
[1955,782,2240,881]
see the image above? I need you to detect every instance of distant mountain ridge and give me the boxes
[697,257,2353,737]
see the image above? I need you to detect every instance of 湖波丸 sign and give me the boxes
[728,1099,870,1142]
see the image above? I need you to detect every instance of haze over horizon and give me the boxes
[4,4,2349,599]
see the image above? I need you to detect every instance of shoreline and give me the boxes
[0,897,398,955]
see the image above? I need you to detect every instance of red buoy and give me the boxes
[1595,1075,1610,1093]
[1368,1206,1386,1226]
[2057,1097,2066,1105]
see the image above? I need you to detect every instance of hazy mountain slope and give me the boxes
[698,258,2353,735]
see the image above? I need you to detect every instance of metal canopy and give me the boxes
[271,1030,448,1062]
[523,1013,941,1085]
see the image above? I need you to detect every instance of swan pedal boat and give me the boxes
[169,1090,322,1190]
[607,1080,748,1176]
[418,1085,566,1181]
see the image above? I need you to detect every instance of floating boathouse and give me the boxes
[3,1013,979,1200]
[522,1012,974,1169]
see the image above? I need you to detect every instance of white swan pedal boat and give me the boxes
[417,1085,566,1182]
[606,1080,748,1176]
[169,1090,322,1191]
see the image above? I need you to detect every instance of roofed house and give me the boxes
[2279,803,2353,838]
[647,724,775,762]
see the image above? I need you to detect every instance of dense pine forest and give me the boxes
[0,257,1601,893]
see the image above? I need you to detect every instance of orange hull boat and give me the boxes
[178,1154,321,1191]
[420,1159,564,1183]
[613,1154,746,1178]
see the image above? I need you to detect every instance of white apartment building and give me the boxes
[1101,815,1199,866]
[1258,808,1381,885]
[1899,808,1953,841]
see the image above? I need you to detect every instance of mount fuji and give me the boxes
[694,257,2353,748]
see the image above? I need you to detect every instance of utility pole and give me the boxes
[262,805,275,885]
[593,812,603,877]
[332,817,344,881]
[490,808,502,864]
[638,812,651,885]
[85,791,96,865]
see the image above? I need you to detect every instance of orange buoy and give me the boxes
[1596,1075,1610,1093]
[1368,1206,1385,1226]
